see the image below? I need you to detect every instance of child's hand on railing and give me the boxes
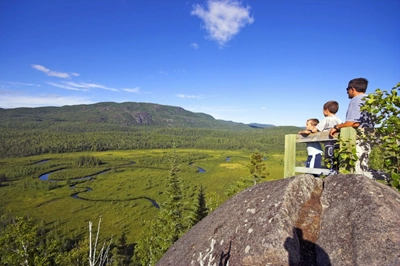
[298,129,312,134]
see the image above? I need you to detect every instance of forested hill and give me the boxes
[0,102,299,158]
[0,102,273,131]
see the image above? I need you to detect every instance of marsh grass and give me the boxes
[0,149,284,244]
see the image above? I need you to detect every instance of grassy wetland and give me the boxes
[0,102,307,264]
[0,148,290,244]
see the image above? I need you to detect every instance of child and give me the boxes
[299,101,342,170]
[314,101,342,134]
[299,118,323,169]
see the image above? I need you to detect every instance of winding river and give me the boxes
[37,162,160,208]
[37,157,212,209]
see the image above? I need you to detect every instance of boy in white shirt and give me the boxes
[299,101,342,171]
[314,101,342,133]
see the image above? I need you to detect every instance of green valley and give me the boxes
[0,149,290,242]
[0,102,305,264]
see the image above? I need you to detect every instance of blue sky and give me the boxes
[0,0,399,126]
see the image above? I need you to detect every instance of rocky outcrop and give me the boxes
[132,111,153,124]
[157,174,400,266]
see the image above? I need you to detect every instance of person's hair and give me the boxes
[307,118,319,126]
[323,100,339,114]
[348,77,368,92]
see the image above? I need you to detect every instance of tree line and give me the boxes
[0,127,297,158]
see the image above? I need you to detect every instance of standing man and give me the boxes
[329,77,374,177]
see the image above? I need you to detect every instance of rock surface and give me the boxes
[157,174,400,266]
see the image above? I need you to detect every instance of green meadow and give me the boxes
[0,148,291,244]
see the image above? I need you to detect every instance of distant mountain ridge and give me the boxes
[0,102,275,130]
[248,123,275,129]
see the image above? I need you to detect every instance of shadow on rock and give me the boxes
[284,228,331,266]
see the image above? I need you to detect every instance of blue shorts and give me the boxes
[306,154,322,168]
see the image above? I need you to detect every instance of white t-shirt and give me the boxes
[316,115,342,132]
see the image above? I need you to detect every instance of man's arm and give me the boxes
[329,121,360,137]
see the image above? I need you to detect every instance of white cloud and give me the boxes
[46,81,83,91]
[191,0,254,46]
[32,64,76,79]
[177,94,202,99]
[122,87,140,93]
[190,42,200,49]
[79,82,119,92]
[46,81,119,92]
[0,92,92,108]
[62,81,92,89]
[0,81,40,89]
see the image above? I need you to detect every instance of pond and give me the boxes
[197,167,206,173]
[189,162,207,173]
[34,159,50,164]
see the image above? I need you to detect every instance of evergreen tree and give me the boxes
[113,231,133,266]
[190,186,209,226]
[134,148,187,265]
[225,150,268,197]
[247,150,267,185]
[163,148,185,242]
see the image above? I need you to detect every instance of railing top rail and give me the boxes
[289,131,339,143]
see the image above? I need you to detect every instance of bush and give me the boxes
[361,82,400,190]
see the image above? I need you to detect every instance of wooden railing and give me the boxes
[284,127,357,178]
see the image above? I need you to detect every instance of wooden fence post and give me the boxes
[338,127,357,173]
[284,134,296,178]
[339,127,357,142]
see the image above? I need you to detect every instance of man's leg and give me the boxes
[355,139,373,178]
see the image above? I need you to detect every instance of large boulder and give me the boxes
[157,174,400,266]
[317,174,400,265]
